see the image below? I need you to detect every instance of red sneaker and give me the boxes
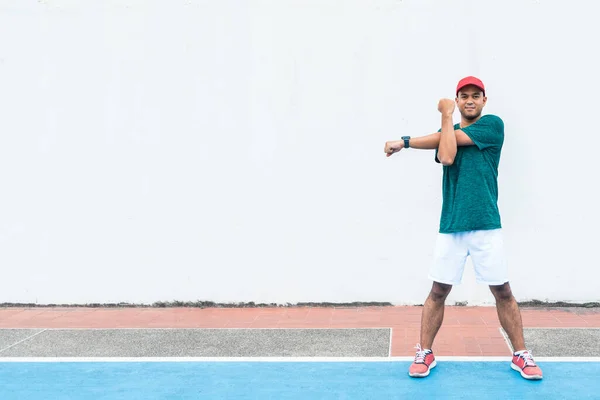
[408,344,436,378]
[511,350,543,380]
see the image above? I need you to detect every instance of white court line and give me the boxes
[522,327,600,330]
[0,327,390,330]
[1,327,596,332]
[1,356,599,363]
[387,328,392,357]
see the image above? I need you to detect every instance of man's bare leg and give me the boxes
[420,282,453,349]
[490,282,525,351]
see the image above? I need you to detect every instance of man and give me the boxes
[383,76,543,380]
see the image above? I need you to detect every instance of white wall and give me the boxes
[0,0,598,305]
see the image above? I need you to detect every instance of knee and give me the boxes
[429,282,452,303]
[490,282,513,302]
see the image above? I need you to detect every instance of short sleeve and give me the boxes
[460,115,504,151]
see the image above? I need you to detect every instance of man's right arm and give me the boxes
[384,130,475,157]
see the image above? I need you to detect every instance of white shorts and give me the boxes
[428,228,508,286]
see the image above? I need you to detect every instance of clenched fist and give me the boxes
[384,140,404,157]
[437,98,455,115]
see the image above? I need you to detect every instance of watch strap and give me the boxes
[402,136,411,149]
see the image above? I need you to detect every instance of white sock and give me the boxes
[513,349,527,355]
[423,349,432,353]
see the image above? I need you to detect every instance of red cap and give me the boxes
[456,76,485,96]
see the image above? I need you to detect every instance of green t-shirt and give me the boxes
[435,114,504,233]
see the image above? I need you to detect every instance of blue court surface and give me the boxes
[1,359,599,399]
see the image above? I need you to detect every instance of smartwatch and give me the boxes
[401,136,411,149]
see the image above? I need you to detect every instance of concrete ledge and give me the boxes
[0,328,391,358]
